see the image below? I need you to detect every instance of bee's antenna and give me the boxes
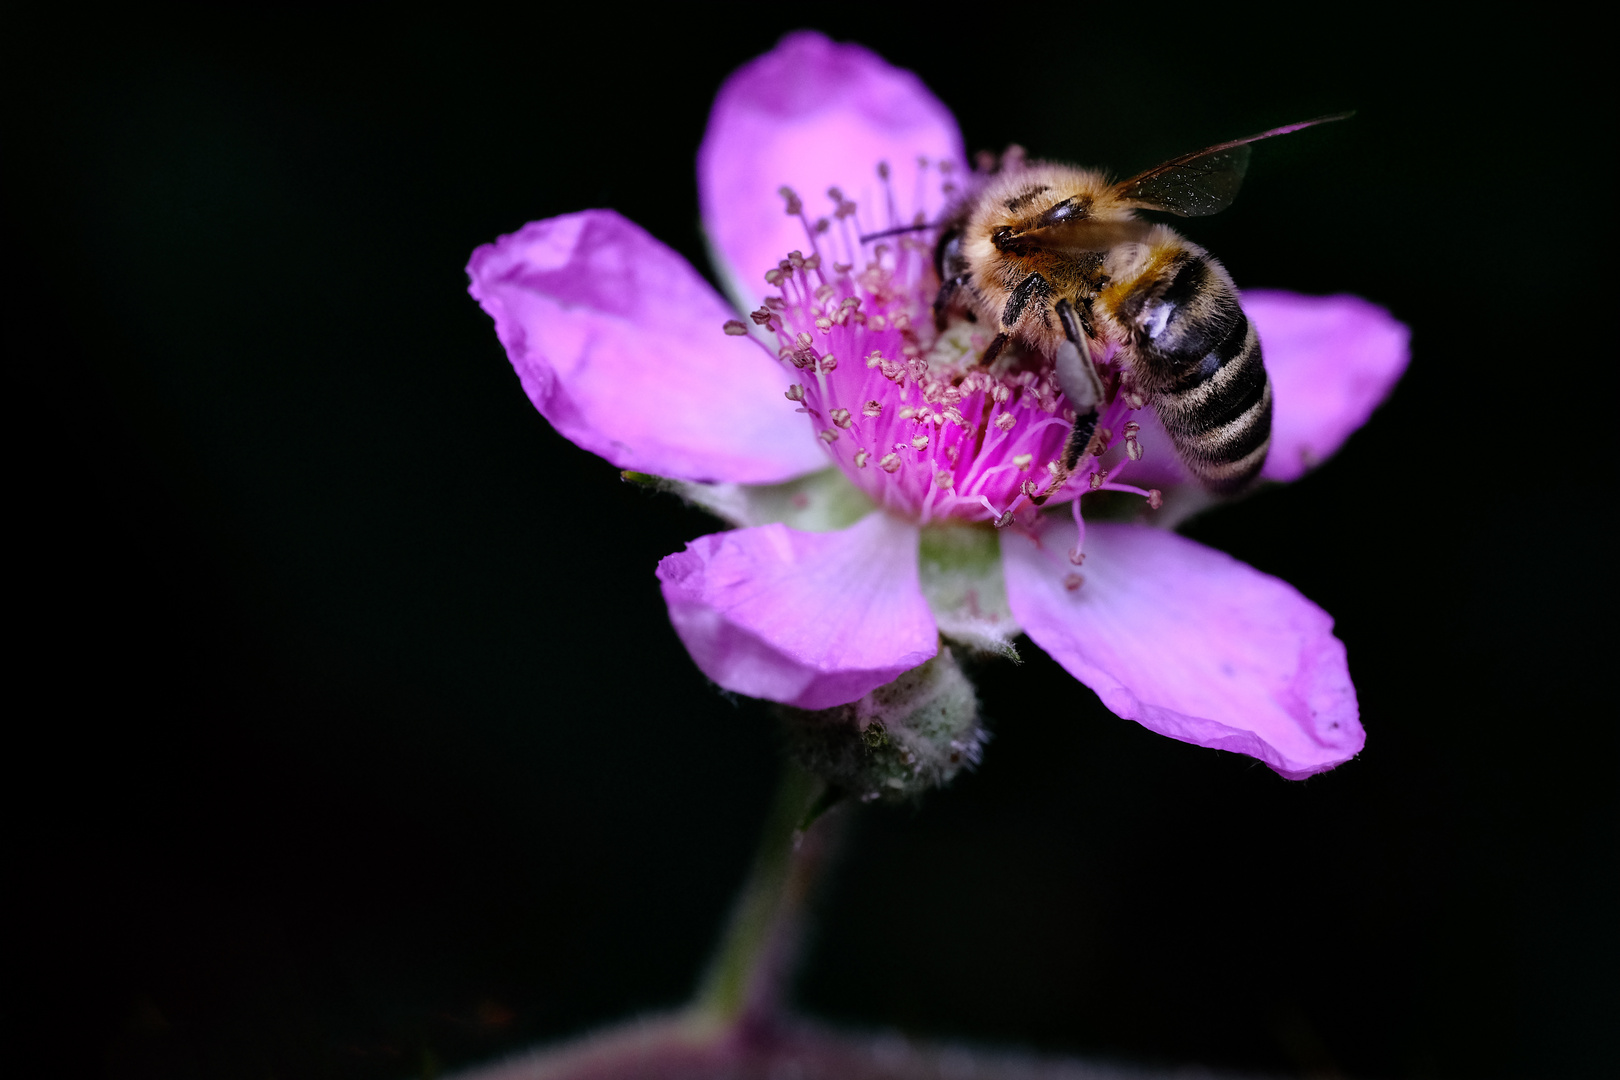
[858,222,939,244]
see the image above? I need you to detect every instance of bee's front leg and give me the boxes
[1054,298,1103,469]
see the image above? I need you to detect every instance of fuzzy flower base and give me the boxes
[468,32,1408,780]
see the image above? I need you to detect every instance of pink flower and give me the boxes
[467,32,1408,781]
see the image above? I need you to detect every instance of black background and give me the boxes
[7,11,1613,1080]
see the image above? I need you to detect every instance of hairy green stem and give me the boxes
[694,762,839,1026]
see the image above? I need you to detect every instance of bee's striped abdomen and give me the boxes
[1155,310,1272,494]
[1113,249,1272,494]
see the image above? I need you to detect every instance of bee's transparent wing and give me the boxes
[1114,113,1352,217]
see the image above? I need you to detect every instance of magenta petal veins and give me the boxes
[1249,290,1410,483]
[1001,519,1363,779]
[467,211,825,485]
[699,30,965,311]
[657,512,939,710]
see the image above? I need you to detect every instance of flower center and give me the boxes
[722,164,1161,547]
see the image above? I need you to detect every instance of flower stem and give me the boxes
[693,761,840,1030]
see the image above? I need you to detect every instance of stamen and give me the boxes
[911,434,930,451]
[1064,572,1085,592]
[819,354,838,373]
[819,429,839,444]
[1119,369,1147,410]
[935,471,954,489]
[995,413,1016,432]
[1013,453,1033,470]
[880,453,902,473]
[784,384,806,402]
[854,449,871,468]
[1147,488,1163,510]
[863,400,883,418]
[723,320,748,336]
[830,408,853,429]
[1069,495,1087,565]
[978,496,1015,529]
[1123,419,1143,461]
[778,187,803,216]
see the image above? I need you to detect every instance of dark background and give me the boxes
[7,11,1612,1080]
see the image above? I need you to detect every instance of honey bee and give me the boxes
[932,114,1350,494]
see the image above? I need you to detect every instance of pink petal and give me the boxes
[698,31,965,309]
[1246,290,1410,482]
[657,513,938,710]
[1001,519,1362,779]
[467,211,826,485]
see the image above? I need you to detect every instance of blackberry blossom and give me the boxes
[467,32,1408,779]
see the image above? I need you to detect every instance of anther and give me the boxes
[866,352,884,368]
[898,407,917,420]
[1089,471,1105,490]
[831,408,853,429]
[880,453,902,473]
[796,332,814,349]
[788,251,805,269]
[750,307,775,327]
[1013,453,1033,470]
[854,449,871,468]
[1147,489,1163,510]
[943,407,966,427]
[815,317,833,332]
[779,187,803,215]
[1063,573,1085,592]
[834,262,853,275]
[814,284,836,303]
[723,320,748,336]
[911,434,930,451]
[803,253,821,270]
[863,400,882,418]
[991,384,1013,404]
[935,471,954,489]
[765,268,784,285]
[1119,370,1147,410]
[1069,549,1086,567]
[819,429,839,444]
[995,413,1016,432]
[819,354,838,373]
[784,384,806,402]
[877,161,890,180]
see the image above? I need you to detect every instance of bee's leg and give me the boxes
[934,273,969,332]
[980,332,1010,367]
[1054,298,1104,469]
[1001,271,1051,331]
